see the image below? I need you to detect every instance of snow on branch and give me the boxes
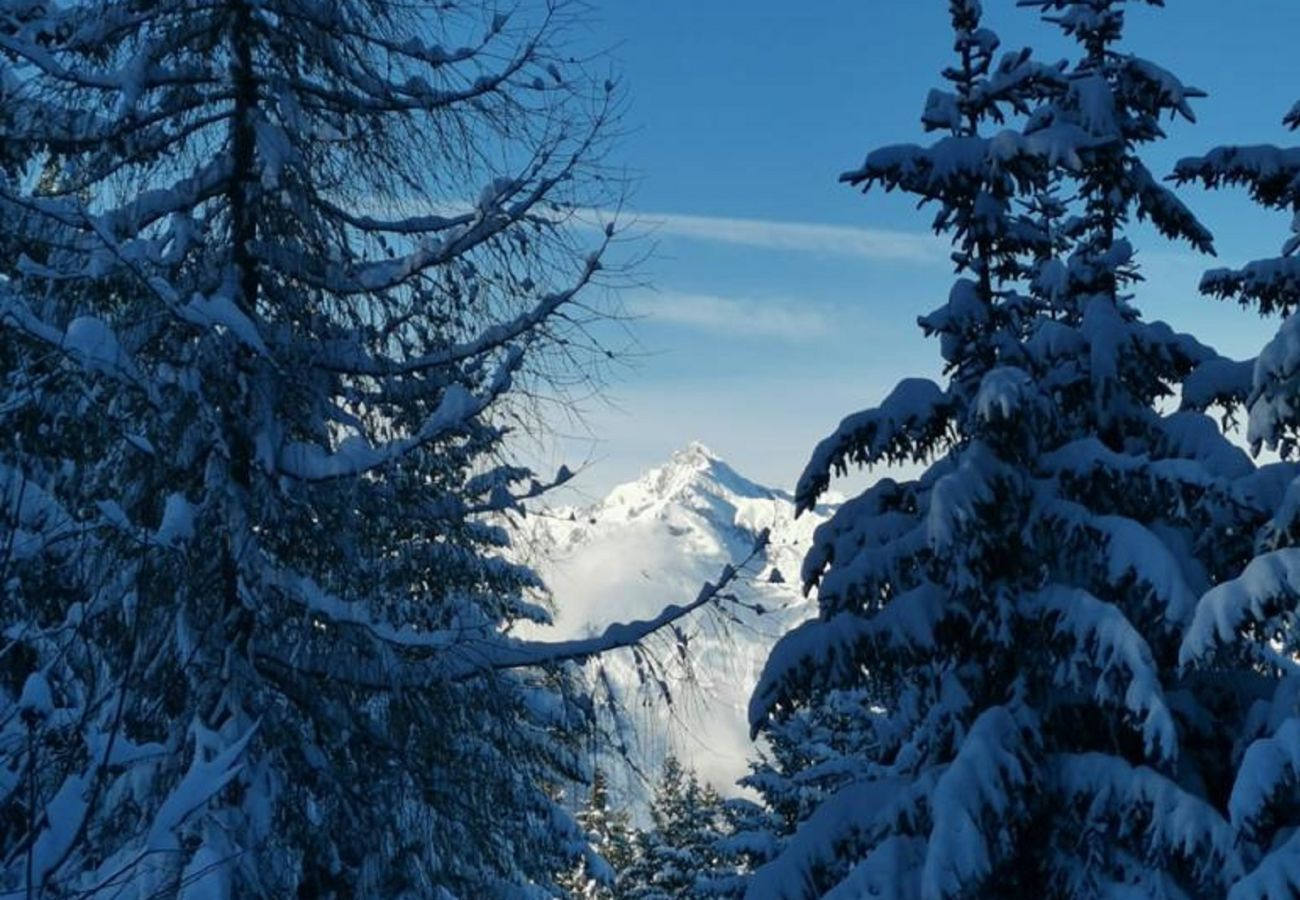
[1130,159,1215,253]
[1203,260,1300,317]
[923,705,1034,899]
[748,584,946,735]
[312,249,605,378]
[1249,313,1300,452]
[1182,357,1255,414]
[1157,411,1255,477]
[276,347,523,482]
[796,378,953,513]
[1229,719,1300,839]
[1050,752,1240,881]
[1174,145,1300,213]
[145,722,258,852]
[1181,549,1300,666]
[448,530,768,675]
[817,837,925,900]
[743,777,924,900]
[1041,428,1251,499]
[255,530,770,687]
[1044,499,1199,628]
[1228,827,1300,900]
[0,292,157,399]
[1028,585,1177,762]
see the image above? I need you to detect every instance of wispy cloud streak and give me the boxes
[626,290,831,341]
[631,211,943,263]
[356,194,941,264]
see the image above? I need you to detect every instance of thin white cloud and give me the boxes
[632,211,943,263]
[626,290,832,340]
[357,193,940,263]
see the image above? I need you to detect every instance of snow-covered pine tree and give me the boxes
[618,756,732,900]
[697,797,779,900]
[0,1,672,897]
[621,755,689,900]
[739,685,880,890]
[560,769,637,899]
[1174,101,1300,898]
[745,2,1261,897]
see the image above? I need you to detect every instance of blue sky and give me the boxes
[543,0,1300,497]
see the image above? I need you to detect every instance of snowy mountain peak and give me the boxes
[524,446,834,802]
[675,439,717,463]
[601,443,783,525]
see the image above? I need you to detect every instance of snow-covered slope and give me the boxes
[519,443,834,805]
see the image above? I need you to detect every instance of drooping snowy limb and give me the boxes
[276,350,522,482]
[921,705,1036,899]
[742,777,930,900]
[1227,720,1300,850]
[795,378,953,512]
[1182,356,1256,416]
[1049,753,1241,883]
[1240,464,1300,542]
[1028,586,1178,759]
[1175,142,1300,316]
[1128,156,1215,253]
[1,603,160,896]
[797,474,931,610]
[1180,143,1300,291]
[253,530,770,687]
[1244,312,1300,456]
[1241,474,1300,565]
[144,723,259,852]
[0,464,87,568]
[1181,549,1300,665]
[9,712,259,899]
[818,837,925,900]
[748,584,947,733]
[1230,832,1300,900]
[1041,430,1252,499]
[308,247,608,379]
[1159,410,1258,479]
[1041,499,1202,627]
[1204,261,1300,318]
[15,772,93,891]
[0,291,161,405]
[923,441,1016,555]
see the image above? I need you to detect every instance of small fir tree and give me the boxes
[619,756,732,900]
[562,769,638,899]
